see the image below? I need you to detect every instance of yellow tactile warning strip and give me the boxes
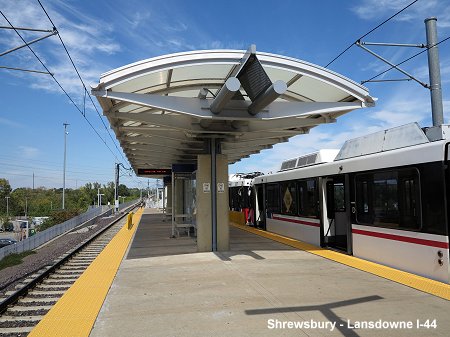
[29,208,144,337]
[231,222,450,301]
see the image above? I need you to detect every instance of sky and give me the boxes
[0,0,449,190]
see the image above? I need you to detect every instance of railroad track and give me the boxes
[0,207,137,336]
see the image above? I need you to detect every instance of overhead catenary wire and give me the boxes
[325,0,420,68]
[35,0,129,166]
[0,10,121,165]
[0,162,113,177]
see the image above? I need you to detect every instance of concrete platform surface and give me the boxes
[90,211,450,337]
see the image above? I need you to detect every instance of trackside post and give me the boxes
[127,212,134,230]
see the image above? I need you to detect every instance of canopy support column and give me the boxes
[196,139,229,252]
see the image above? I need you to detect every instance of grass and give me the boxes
[0,251,36,271]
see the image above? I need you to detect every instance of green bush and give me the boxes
[39,209,81,231]
[0,251,36,271]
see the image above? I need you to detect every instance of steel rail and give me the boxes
[0,202,139,314]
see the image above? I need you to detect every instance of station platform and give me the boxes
[32,208,450,337]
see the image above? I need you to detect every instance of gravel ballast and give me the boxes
[0,212,127,296]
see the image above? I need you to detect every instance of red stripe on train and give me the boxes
[352,228,449,249]
[272,215,320,228]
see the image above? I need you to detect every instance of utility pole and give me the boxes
[97,188,104,208]
[114,163,120,213]
[156,179,160,208]
[62,123,69,210]
[25,197,28,219]
[5,196,10,219]
[32,172,35,190]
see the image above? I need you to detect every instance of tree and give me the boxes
[118,184,130,197]
[0,178,12,215]
[102,182,115,205]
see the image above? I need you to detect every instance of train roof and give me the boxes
[254,123,450,184]
[229,172,263,187]
[279,149,339,172]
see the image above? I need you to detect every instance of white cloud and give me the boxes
[0,117,24,128]
[0,0,121,98]
[18,146,40,159]
[351,0,447,24]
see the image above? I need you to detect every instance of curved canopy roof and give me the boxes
[92,46,374,175]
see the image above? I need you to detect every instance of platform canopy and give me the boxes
[92,45,374,175]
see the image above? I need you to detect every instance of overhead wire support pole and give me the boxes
[62,123,69,210]
[355,41,429,88]
[114,163,119,213]
[425,17,444,127]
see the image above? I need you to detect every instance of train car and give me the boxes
[229,172,263,225]
[250,123,450,283]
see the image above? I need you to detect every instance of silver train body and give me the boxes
[236,123,450,283]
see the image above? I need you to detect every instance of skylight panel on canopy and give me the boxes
[112,70,168,93]
[171,64,233,82]
[289,76,351,102]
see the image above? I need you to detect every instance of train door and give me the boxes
[324,175,352,254]
[255,185,266,230]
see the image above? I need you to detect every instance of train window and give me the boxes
[355,168,421,230]
[280,181,297,215]
[356,178,372,223]
[266,183,280,215]
[333,182,345,212]
[298,179,318,217]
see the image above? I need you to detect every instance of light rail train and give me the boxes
[230,123,450,283]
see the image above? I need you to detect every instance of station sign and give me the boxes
[137,168,172,176]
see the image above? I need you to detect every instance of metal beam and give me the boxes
[103,91,362,121]
[126,147,183,156]
[127,151,197,159]
[222,138,285,150]
[356,41,428,88]
[0,66,52,75]
[248,80,287,115]
[360,41,426,48]
[113,111,195,132]
[125,150,196,160]
[234,132,307,142]
[117,129,202,143]
[222,146,270,155]
[0,29,58,57]
[246,116,335,133]
[123,139,200,151]
[210,77,241,114]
